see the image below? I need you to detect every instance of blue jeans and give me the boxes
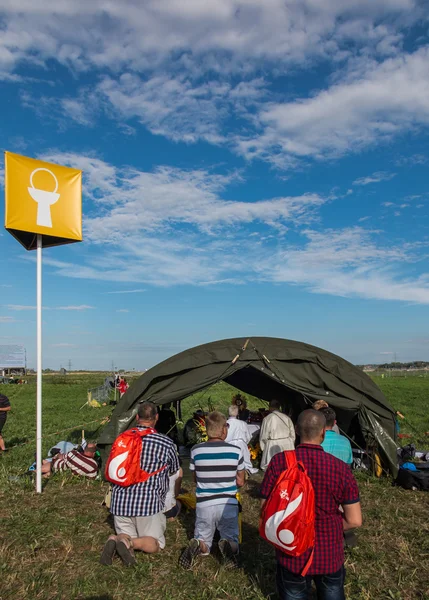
[276,564,346,600]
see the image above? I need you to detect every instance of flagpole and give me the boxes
[36,234,43,493]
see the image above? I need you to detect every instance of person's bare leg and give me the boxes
[0,435,5,451]
[131,536,160,554]
[197,540,209,554]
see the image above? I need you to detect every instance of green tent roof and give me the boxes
[98,336,398,475]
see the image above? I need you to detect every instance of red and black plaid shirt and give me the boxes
[260,444,360,575]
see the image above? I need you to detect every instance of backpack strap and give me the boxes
[284,449,297,470]
[301,548,314,577]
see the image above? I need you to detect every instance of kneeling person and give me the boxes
[179,411,245,570]
[101,401,180,566]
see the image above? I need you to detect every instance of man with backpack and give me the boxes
[260,409,362,600]
[100,401,180,566]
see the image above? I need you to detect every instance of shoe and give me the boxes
[179,538,201,570]
[218,539,238,570]
[100,535,117,566]
[116,535,136,567]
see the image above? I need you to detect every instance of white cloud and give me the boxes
[395,153,427,166]
[116,309,130,313]
[380,351,394,355]
[6,304,93,311]
[57,305,94,311]
[0,316,16,323]
[0,1,418,79]
[260,227,429,304]
[106,289,146,294]
[353,172,396,186]
[0,284,12,288]
[41,152,325,240]
[239,46,429,165]
[6,305,37,310]
[383,202,395,207]
[358,216,370,222]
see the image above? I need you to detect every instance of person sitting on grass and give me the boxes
[100,401,180,567]
[41,442,99,479]
[320,407,353,465]
[179,411,245,571]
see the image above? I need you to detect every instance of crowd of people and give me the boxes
[1,384,361,598]
[100,396,361,599]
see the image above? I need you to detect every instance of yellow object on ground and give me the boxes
[177,492,197,510]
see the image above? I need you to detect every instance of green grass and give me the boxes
[1,375,429,600]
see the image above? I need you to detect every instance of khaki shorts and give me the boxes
[114,512,166,550]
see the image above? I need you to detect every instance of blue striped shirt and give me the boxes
[321,430,353,465]
[190,441,244,507]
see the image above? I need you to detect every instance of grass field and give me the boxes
[1,374,429,600]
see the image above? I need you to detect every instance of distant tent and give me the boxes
[98,337,398,475]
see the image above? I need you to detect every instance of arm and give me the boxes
[174,468,183,497]
[342,502,362,531]
[236,469,245,488]
[0,406,11,412]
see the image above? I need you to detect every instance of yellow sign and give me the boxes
[4,152,82,250]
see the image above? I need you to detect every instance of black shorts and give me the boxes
[0,418,6,435]
[164,502,180,519]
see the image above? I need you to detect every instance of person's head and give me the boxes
[228,405,239,418]
[83,441,97,457]
[205,411,228,440]
[137,401,158,426]
[312,399,329,411]
[319,407,336,430]
[163,403,171,410]
[296,409,326,445]
[269,399,281,412]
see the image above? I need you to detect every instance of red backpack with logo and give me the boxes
[105,427,166,486]
[259,450,315,575]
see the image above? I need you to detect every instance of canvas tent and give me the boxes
[98,337,398,476]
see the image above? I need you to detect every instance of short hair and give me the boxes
[312,400,329,410]
[269,399,281,411]
[205,411,227,438]
[138,401,157,421]
[297,409,326,442]
[320,407,336,428]
[228,405,239,418]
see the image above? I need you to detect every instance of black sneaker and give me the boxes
[218,539,238,570]
[179,538,201,570]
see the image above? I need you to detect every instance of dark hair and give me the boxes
[269,399,281,411]
[320,407,336,428]
[138,401,157,421]
[297,409,326,441]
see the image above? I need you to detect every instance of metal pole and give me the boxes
[36,234,42,493]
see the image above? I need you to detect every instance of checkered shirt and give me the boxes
[260,444,360,575]
[110,428,180,517]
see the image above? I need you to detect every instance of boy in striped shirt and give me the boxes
[179,411,245,570]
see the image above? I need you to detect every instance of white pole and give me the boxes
[36,234,43,493]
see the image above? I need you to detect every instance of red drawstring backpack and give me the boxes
[105,427,166,486]
[259,450,315,576]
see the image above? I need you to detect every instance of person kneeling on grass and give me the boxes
[100,401,180,567]
[179,411,245,571]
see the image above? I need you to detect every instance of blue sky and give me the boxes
[1,0,429,370]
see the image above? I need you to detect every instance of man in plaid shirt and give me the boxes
[260,410,362,600]
[101,401,180,566]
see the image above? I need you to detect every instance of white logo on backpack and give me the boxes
[107,450,129,483]
[264,492,303,551]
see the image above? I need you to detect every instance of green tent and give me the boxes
[98,337,398,476]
